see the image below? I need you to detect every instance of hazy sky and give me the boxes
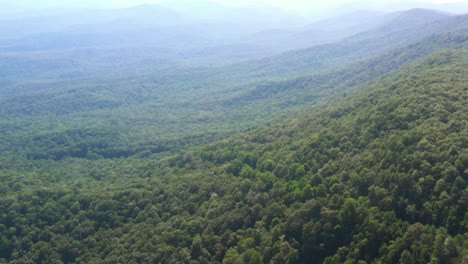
[2,0,468,14]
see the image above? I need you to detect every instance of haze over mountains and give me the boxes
[1,4,467,158]
[1,1,466,60]
[0,1,467,263]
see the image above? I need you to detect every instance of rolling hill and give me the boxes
[0,6,467,264]
[0,45,466,264]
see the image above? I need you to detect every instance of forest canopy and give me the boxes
[0,6,467,264]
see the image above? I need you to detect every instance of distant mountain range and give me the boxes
[1,7,465,74]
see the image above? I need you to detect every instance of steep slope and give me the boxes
[0,48,466,263]
[162,49,468,264]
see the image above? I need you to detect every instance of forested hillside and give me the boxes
[0,47,466,263]
[0,3,467,264]
[1,29,467,166]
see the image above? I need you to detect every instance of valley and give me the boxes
[0,3,467,263]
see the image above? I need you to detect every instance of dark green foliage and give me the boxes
[1,11,468,264]
[0,47,467,263]
[1,17,467,165]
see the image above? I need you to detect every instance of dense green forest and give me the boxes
[1,30,467,165]
[0,6,467,264]
[1,49,467,263]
